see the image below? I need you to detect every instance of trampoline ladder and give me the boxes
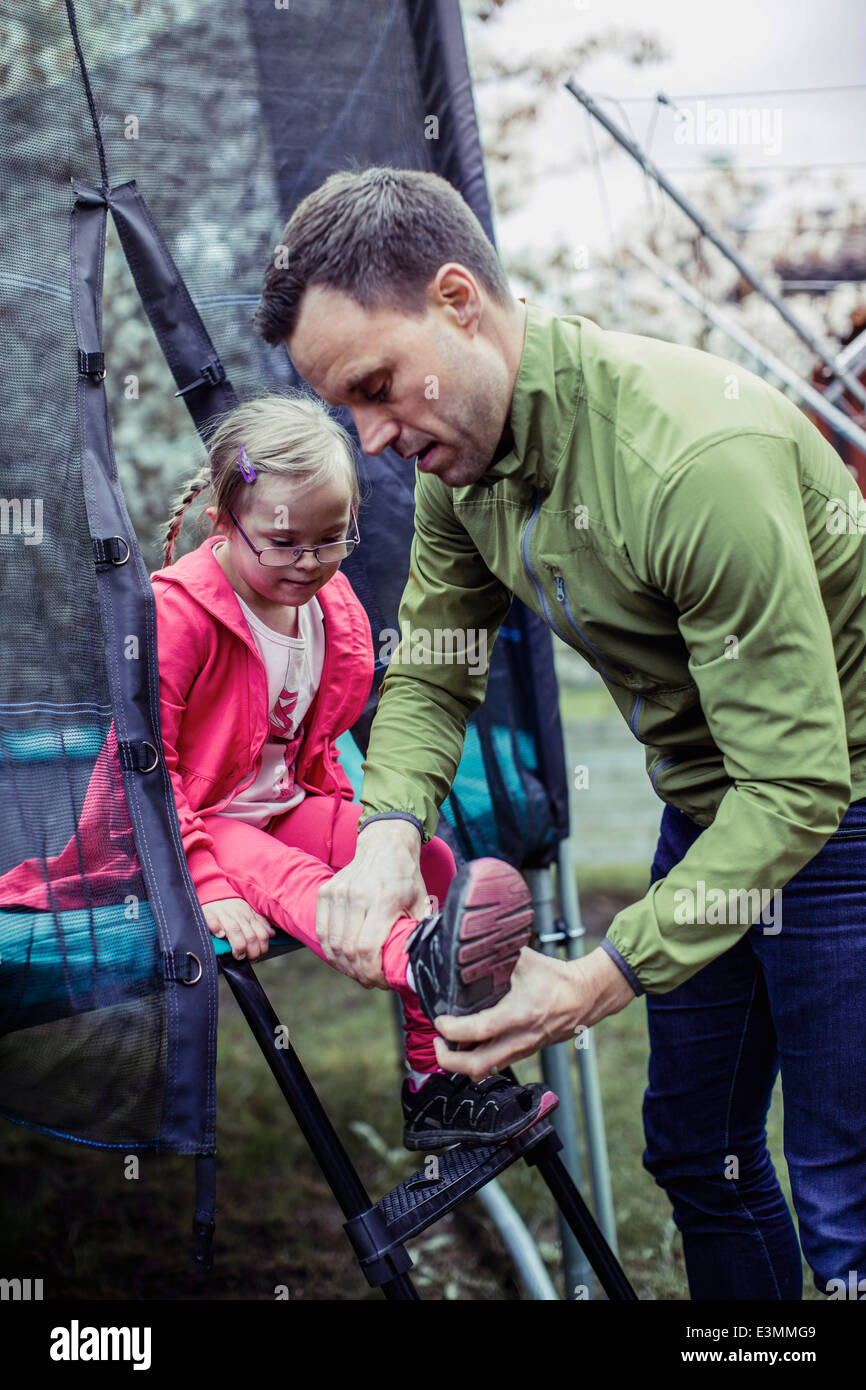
[217,950,636,1301]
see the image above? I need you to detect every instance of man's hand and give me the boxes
[432,945,637,1080]
[201,897,276,962]
[316,819,431,989]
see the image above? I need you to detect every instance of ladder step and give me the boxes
[344,1115,560,1285]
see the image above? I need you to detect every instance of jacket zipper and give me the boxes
[520,489,571,645]
[629,694,645,743]
[551,572,631,680]
[650,756,676,793]
[520,488,633,690]
[520,489,650,745]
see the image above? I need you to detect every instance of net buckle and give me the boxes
[174,359,227,398]
[92,535,130,568]
[77,349,105,381]
[117,739,160,773]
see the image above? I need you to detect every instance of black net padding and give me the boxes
[0,2,219,1154]
[0,0,569,1161]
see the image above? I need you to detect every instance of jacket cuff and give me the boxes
[357,810,425,840]
[185,845,238,905]
[600,936,645,997]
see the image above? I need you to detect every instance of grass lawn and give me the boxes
[0,892,823,1302]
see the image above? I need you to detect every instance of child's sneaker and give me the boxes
[401,1070,559,1149]
[405,857,533,1021]
[402,857,557,1148]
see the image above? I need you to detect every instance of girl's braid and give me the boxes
[161,461,212,567]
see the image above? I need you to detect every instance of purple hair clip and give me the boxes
[238,446,257,483]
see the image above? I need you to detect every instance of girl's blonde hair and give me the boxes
[161,391,360,566]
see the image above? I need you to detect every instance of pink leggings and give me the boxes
[204,795,457,1071]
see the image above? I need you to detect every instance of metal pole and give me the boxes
[476,1180,560,1300]
[556,837,620,1258]
[628,241,866,455]
[823,326,866,406]
[565,77,866,412]
[530,1142,638,1300]
[220,956,419,1300]
[527,866,594,1298]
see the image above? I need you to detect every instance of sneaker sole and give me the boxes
[453,856,536,1011]
[406,858,534,1021]
[450,858,534,1016]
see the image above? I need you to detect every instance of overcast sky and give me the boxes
[470,0,866,261]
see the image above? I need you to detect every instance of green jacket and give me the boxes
[358,299,866,994]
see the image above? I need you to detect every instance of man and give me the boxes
[254,165,866,1300]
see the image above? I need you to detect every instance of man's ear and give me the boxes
[433,263,481,332]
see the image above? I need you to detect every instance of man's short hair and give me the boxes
[254,165,512,347]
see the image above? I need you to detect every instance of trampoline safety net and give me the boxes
[0,0,569,1177]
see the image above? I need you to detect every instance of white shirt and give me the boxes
[216,589,325,827]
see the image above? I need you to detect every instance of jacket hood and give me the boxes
[151,536,374,746]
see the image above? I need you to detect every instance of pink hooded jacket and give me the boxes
[0,537,374,910]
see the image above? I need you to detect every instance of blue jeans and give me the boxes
[642,796,866,1300]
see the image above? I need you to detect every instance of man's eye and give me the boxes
[366,383,389,403]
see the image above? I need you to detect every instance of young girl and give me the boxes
[153,391,555,1148]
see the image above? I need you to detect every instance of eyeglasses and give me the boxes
[228,508,361,567]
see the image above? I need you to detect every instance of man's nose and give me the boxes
[353,406,400,457]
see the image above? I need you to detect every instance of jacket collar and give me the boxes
[474,299,585,493]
